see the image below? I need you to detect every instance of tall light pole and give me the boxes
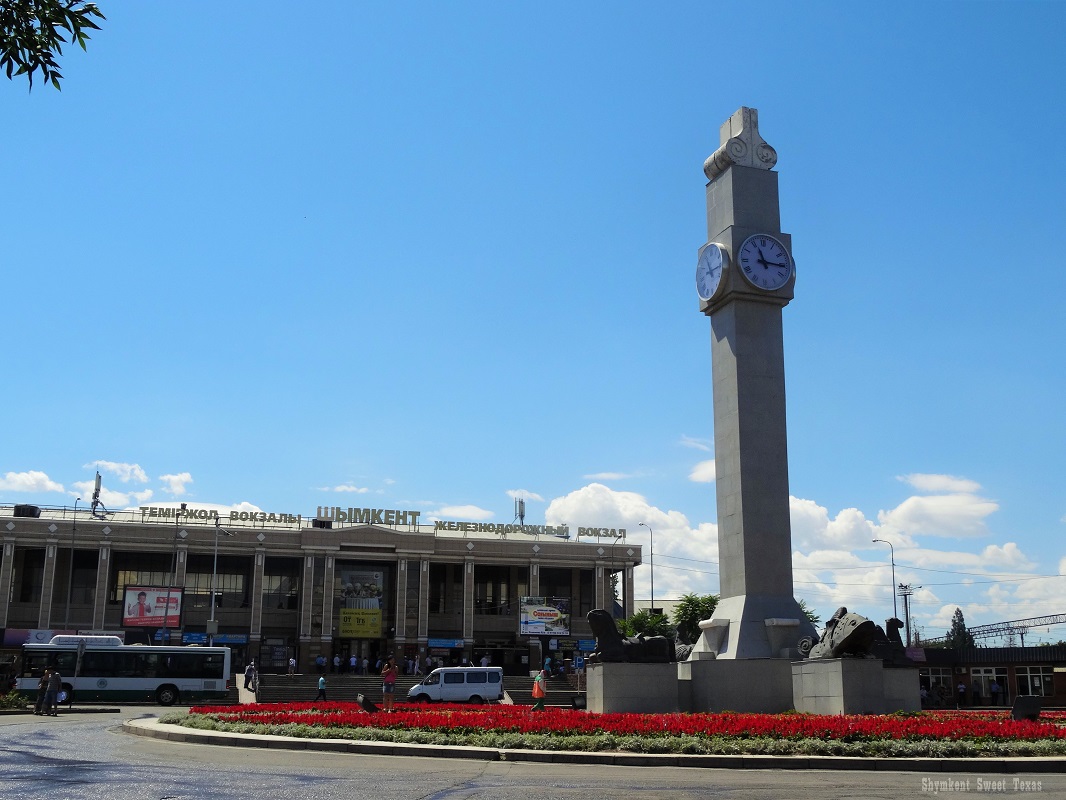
[209,517,235,646]
[871,538,897,620]
[63,498,80,630]
[639,522,654,614]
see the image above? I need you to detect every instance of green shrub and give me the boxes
[0,692,28,710]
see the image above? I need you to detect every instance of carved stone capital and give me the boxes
[703,106,777,181]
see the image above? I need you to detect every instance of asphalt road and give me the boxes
[3,709,1066,799]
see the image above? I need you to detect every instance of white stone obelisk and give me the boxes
[694,108,818,659]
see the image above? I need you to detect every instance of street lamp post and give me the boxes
[161,503,187,644]
[639,522,654,614]
[63,498,80,630]
[209,517,235,646]
[872,538,898,620]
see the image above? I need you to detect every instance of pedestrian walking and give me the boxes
[288,656,297,678]
[316,675,327,701]
[33,669,50,715]
[244,660,257,690]
[531,668,546,712]
[45,668,62,716]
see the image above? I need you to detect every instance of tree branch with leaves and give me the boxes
[1,0,104,90]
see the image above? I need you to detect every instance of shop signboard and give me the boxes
[427,638,465,649]
[519,596,571,636]
[338,608,382,638]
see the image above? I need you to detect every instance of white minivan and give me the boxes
[406,666,504,704]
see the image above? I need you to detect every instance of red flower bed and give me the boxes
[186,702,1066,742]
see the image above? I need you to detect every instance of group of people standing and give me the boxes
[33,668,63,716]
[315,655,400,711]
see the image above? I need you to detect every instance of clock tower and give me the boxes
[695,107,818,659]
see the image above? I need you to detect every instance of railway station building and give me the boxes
[0,503,639,676]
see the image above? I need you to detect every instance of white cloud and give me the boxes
[72,480,141,510]
[434,505,494,520]
[86,461,148,484]
[545,483,719,604]
[159,473,193,496]
[331,485,370,493]
[899,473,982,494]
[0,470,64,493]
[688,459,716,483]
[679,435,712,452]
[878,492,998,538]
[507,489,545,502]
[790,499,891,552]
[583,472,632,481]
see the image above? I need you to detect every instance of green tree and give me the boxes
[616,609,673,638]
[672,592,719,644]
[945,607,976,649]
[798,599,821,626]
[1,0,105,90]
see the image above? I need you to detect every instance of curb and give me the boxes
[120,718,1066,773]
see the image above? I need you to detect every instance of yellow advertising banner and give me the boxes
[339,607,382,638]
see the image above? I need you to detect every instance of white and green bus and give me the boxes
[16,635,231,706]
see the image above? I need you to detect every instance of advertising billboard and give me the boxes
[336,567,384,638]
[122,586,183,628]
[520,596,571,636]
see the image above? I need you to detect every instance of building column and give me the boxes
[320,554,335,651]
[462,558,475,648]
[175,544,189,586]
[417,559,430,642]
[38,539,59,628]
[594,563,607,610]
[299,554,315,643]
[0,539,15,628]
[249,547,266,644]
[529,560,540,596]
[91,540,111,629]
[394,558,407,646]
[624,566,635,617]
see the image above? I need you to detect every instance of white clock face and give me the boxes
[738,234,793,291]
[696,243,727,301]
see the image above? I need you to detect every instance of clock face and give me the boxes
[738,234,793,291]
[696,243,727,301]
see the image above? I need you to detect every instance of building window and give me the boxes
[184,554,251,609]
[474,565,510,615]
[540,567,572,600]
[971,666,1009,704]
[918,667,953,692]
[263,557,300,610]
[1016,666,1054,697]
[16,548,45,603]
[110,552,173,603]
[578,569,594,617]
[429,564,462,614]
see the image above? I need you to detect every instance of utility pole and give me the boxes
[898,583,920,646]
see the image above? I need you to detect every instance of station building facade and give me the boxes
[0,503,638,675]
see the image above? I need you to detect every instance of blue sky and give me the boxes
[3,1,1065,642]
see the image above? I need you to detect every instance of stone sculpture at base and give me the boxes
[807,606,878,659]
[586,609,675,663]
